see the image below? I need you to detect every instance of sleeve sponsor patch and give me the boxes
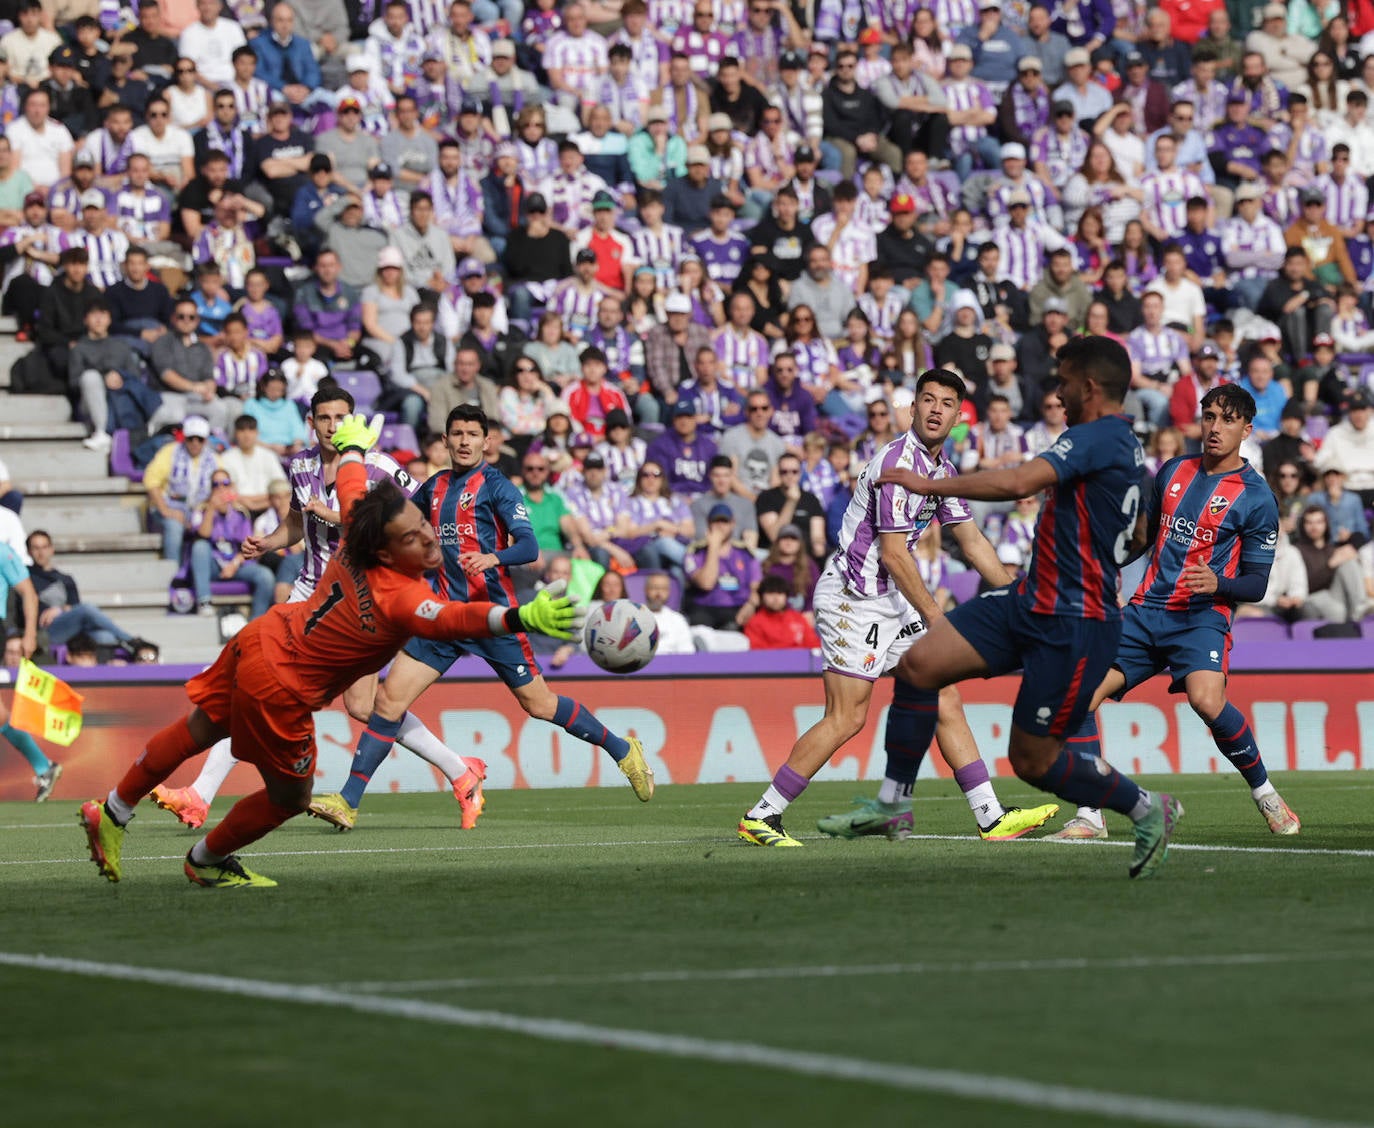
[414,599,444,621]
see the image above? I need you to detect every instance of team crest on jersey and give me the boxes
[415,599,443,620]
[862,653,876,671]
[1208,494,1231,515]
[459,491,475,508]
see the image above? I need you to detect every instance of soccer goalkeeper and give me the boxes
[78,414,584,889]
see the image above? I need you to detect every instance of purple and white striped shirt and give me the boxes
[835,432,971,598]
[1028,126,1089,192]
[671,28,730,78]
[112,186,171,243]
[549,279,605,338]
[993,222,1057,290]
[632,223,686,289]
[943,78,996,157]
[428,170,483,238]
[538,168,609,230]
[932,0,980,35]
[215,348,268,398]
[565,481,628,533]
[593,437,647,488]
[648,0,693,38]
[231,77,271,130]
[610,27,669,92]
[776,336,839,390]
[1221,214,1286,279]
[810,214,876,291]
[544,30,609,104]
[59,227,128,288]
[711,325,769,389]
[1141,169,1207,238]
[858,290,907,342]
[1171,79,1229,133]
[895,174,959,218]
[1126,325,1189,378]
[289,448,416,593]
[1264,183,1301,229]
[730,23,784,88]
[855,191,890,235]
[363,188,407,231]
[1313,173,1369,230]
[592,73,650,129]
[987,175,1057,228]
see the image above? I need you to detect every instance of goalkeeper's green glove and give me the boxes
[515,579,585,641]
[331,412,385,455]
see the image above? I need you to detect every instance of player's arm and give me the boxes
[1183,500,1278,601]
[399,580,583,641]
[878,532,944,622]
[243,506,304,558]
[1124,463,1163,567]
[949,521,1013,587]
[876,457,1059,503]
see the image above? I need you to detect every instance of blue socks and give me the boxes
[1038,713,1142,816]
[2,722,50,773]
[882,680,939,800]
[340,713,404,808]
[1207,703,1269,789]
[553,696,630,761]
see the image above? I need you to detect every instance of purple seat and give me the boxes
[944,569,981,605]
[333,369,382,413]
[1231,617,1291,644]
[623,571,681,610]
[379,422,420,455]
[110,429,142,482]
[1290,619,1345,640]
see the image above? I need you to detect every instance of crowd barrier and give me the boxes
[2,644,1371,802]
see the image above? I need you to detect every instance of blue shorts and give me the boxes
[945,585,1122,740]
[1111,603,1232,697]
[402,632,540,689]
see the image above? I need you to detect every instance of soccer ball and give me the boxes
[584,599,660,674]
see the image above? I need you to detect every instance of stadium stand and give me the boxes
[2,0,1374,668]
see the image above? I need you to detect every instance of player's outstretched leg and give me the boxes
[2,720,61,801]
[1186,675,1299,835]
[542,688,653,801]
[80,711,222,882]
[1010,728,1183,880]
[1047,714,1109,840]
[151,737,237,828]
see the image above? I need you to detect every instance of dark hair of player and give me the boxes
[345,480,409,571]
[916,367,967,402]
[311,382,354,416]
[1201,384,1257,423]
[446,403,490,435]
[1056,335,1131,404]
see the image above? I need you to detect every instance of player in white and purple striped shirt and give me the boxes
[1140,135,1207,242]
[740,368,1042,848]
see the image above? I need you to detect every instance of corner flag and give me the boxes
[11,659,84,746]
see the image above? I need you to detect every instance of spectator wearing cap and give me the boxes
[314,192,389,290]
[246,100,314,216]
[144,414,220,562]
[59,188,129,290]
[360,242,420,367]
[1052,45,1113,127]
[0,2,60,88]
[1316,389,1374,507]
[563,451,635,571]
[627,105,688,192]
[1245,2,1316,91]
[784,144,834,225]
[646,399,718,498]
[252,3,322,101]
[42,46,98,141]
[662,143,722,232]
[684,502,761,630]
[981,339,1032,420]
[1113,52,1168,136]
[821,48,900,177]
[992,186,1066,292]
[573,189,638,293]
[988,141,1062,230]
[47,149,104,231]
[505,193,575,323]
[360,162,408,231]
[1168,341,1226,441]
[645,291,713,409]
[958,0,1023,98]
[315,96,382,195]
[1222,182,1286,309]
[935,289,994,384]
[7,87,74,191]
[942,43,1001,181]
[1208,90,1269,196]
[996,53,1051,151]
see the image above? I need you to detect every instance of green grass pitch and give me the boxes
[2,772,1371,1128]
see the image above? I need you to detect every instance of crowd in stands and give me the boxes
[2,0,1374,656]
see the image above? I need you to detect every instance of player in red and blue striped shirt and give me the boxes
[314,405,654,826]
[1055,384,1299,839]
[876,336,1185,879]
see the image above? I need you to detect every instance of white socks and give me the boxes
[1129,790,1153,822]
[1252,780,1277,800]
[877,777,914,805]
[189,838,226,866]
[965,782,1004,830]
[396,712,468,782]
[104,788,135,825]
[747,785,789,819]
[190,739,237,802]
[1074,806,1105,829]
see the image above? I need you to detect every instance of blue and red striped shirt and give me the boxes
[1131,455,1278,625]
[1020,414,1145,621]
[414,463,538,608]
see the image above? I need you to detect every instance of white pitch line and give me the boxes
[340,950,1367,995]
[6,832,1374,867]
[0,951,1364,1128]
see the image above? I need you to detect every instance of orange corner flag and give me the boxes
[11,658,84,746]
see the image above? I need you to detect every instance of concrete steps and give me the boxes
[0,440,111,479]
[0,395,72,424]
[64,553,177,593]
[14,477,140,497]
[100,607,224,664]
[51,531,159,554]
[0,422,87,441]
[23,495,147,537]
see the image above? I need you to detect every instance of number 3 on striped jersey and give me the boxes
[1112,485,1141,565]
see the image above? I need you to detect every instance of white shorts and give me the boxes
[813,566,926,681]
[288,577,314,604]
